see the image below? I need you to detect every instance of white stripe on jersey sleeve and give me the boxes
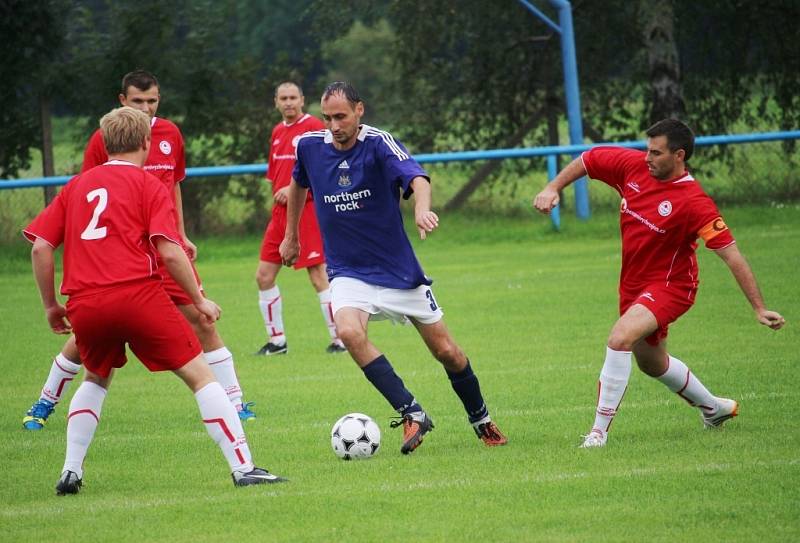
[297,129,328,144]
[364,127,410,161]
[22,231,57,247]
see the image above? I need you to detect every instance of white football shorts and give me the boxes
[330,276,444,325]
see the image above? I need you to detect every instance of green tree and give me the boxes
[675,0,800,136]
[10,0,326,232]
[0,0,72,190]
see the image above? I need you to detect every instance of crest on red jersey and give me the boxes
[159,140,172,155]
[658,200,672,217]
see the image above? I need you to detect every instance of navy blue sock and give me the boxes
[446,360,488,423]
[362,355,421,416]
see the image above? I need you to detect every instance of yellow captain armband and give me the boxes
[698,217,728,242]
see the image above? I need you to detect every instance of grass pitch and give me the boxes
[1,205,798,542]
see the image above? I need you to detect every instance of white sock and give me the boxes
[41,353,82,404]
[195,382,253,473]
[318,288,339,342]
[259,286,286,346]
[63,381,107,478]
[204,347,243,409]
[656,355,717,413]
[591,347,632,434]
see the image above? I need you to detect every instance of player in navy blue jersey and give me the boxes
[280,82,507,454]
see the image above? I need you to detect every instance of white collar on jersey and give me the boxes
[150,116,158,127]
[103,159,137,166]
[671,173,695,184]
[323,124,371,144]
[283,113,310,128]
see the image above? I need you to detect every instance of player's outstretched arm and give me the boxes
[533,156,587,214]
[279,180,308,266]
[411,176,438,240]
[714,243,785,330]
[31,237,71,334]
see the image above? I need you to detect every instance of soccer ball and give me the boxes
[330,413,381,460]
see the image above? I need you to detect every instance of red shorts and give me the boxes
[158,258,203,306]
[619,283,696,346]
[260,201,325,269]
[67,280,202,378]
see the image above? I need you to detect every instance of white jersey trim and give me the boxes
[671,173,695,183]
[363,127,410,160]
[283,113,312,128]
[318,125,411,161]
[148,233,183,274]
[22,230,57,247]
[711,239,737,251]
[301,130,328,144]
[103,159,138,167]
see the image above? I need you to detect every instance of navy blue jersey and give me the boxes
[293,124,432,289]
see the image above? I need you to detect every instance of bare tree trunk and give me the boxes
[443,110,543,211]
[642,0,685,124]
[40,95,56,205]
[545,87,565,208]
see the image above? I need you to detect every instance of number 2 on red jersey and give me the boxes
[80,188,108,240]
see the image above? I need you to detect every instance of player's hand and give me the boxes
[757,309,785,330]
[416,209,439,240]
[274,187,290,206]
[279,237,300,267]
[533,186,560,214]
[196,298,221,323]
[45,304,71,334]
[183,237,198,261]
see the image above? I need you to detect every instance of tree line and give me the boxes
[2,0,797,227]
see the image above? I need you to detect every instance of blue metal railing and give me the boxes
[4,130,798,191]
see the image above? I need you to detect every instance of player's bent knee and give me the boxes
[307,265,329,291]
[183,312,220,347]
[256,261,279,289]
[430,341,463,365]
[174,355,215,392]
[82,367,112,389]
[336,325,366,348]
[607,332,635,352]
[255,270,276,290]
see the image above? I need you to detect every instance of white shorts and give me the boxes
[330,277,444,325]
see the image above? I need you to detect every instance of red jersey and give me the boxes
[582,146,735,293]
[266,113,324,203]
[83,117,186,201]
[23,161,181,296]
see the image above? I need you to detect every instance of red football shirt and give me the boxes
[266,113,324,203]
[582,146,734,293]
[83,117,186,202]
[23,161,181,295]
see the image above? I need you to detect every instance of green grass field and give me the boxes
[1,206,798,542]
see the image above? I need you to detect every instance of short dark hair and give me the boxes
[121,70,159,95]
[275,81,303,97]
[646,118,695,161]
[322,81,362,108]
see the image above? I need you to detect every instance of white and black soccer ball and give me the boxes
[330,413,381,460]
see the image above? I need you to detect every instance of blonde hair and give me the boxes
[100,106,150,154]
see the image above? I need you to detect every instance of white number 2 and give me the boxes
[80,188,108,240]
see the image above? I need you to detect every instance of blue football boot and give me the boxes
[238,401,257,422]
[23,398,56,430]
